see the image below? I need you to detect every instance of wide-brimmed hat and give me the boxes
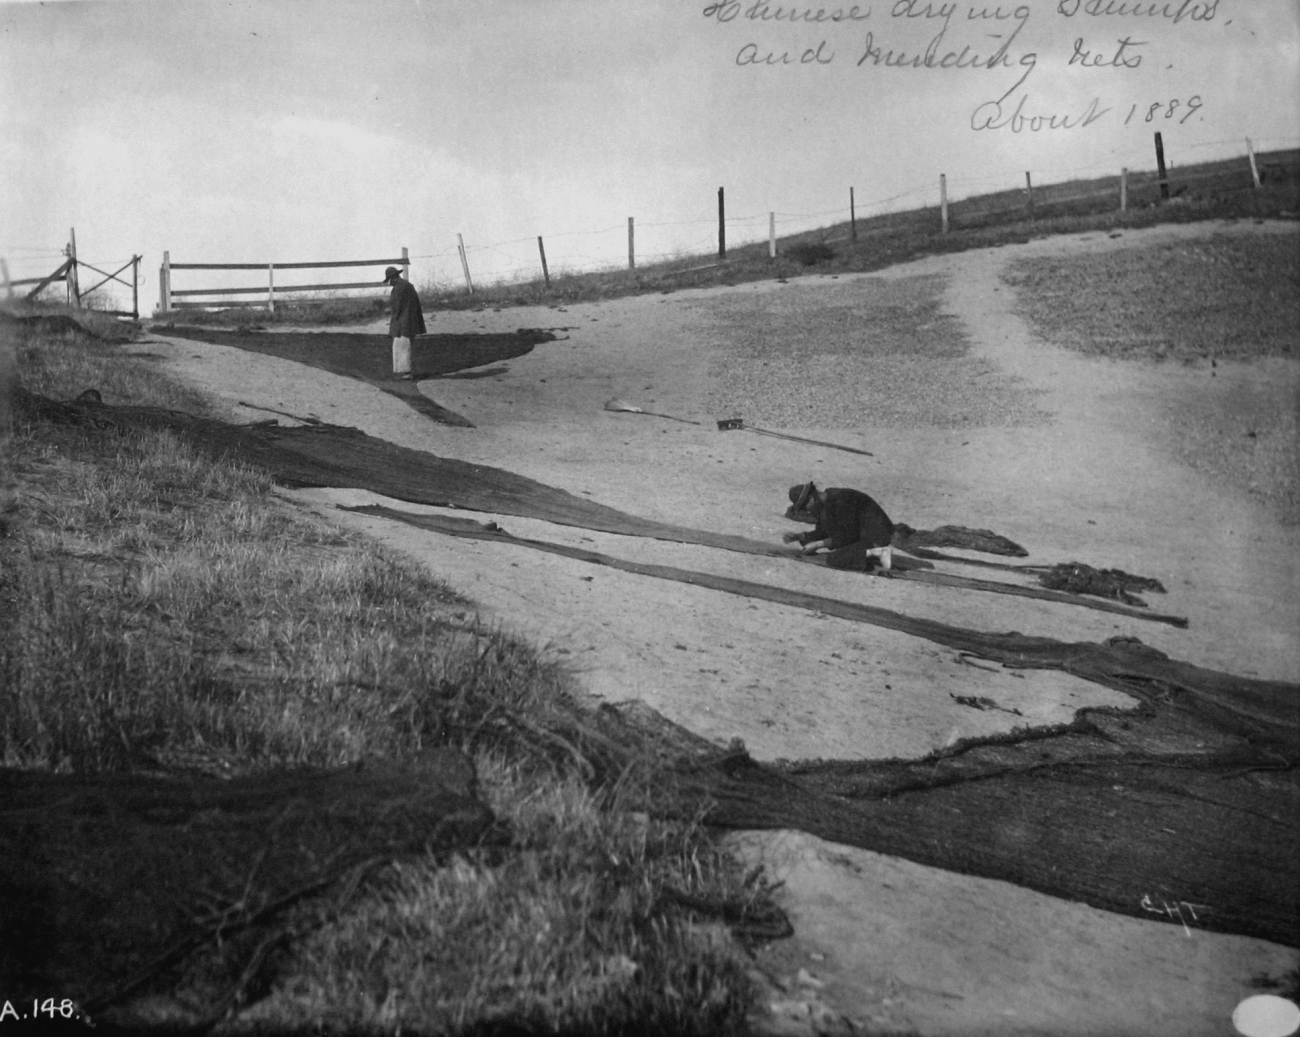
[383,266,402,284]
[788,481,816,511]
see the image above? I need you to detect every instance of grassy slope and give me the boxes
[0,325,764,1035]
[1003,233,1299,362]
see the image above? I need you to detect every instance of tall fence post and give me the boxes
[940,174,949,233]
[850,187,857,242]
[161,251,172,313]
[1,302,13,525]
[401,246,409,280]
[67,228,81,306]
[718,187,726,259]
[457,234,474,294]
[1,260,12,301]
[628,217,635,270]
[1246,138,1261,189]
[537,237,550,286]
[1120,167,1128,212]
[769,213,776,259]
[132,256,140,319]
[1024,171,1034,215]
[1154,133,1169,199]
[267,264,276,315]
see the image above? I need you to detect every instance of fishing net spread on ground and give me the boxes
[19,389,1186,627]
[792,512,1177,618]
[0,752,496,1022]
[151,325,560,426]
[11,389,1300,959]
[603,701,1299,949]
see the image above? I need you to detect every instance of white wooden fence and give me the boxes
[159,249,409,313]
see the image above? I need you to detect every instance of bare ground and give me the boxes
[140,220,1300,1036]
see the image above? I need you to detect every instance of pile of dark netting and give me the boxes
[890,523,1180,613]
[11,389,1299,962]
[891,521,1028,557]
[1035,561,1168,606]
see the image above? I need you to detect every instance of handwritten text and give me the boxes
[1056,0,1219,22]
[971,93,1110,131]
[703,1,873,24]
[702,0,1216,133]
[1068,35,1146,67]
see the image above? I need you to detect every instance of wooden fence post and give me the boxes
[1154,133,1169,199]
[67,228,81,306]
[1120,167,1128,212]
[1,305,14,525]
[132,256,140,319]
[940,174,949,233]
[457,234,474,294]
[628,217,635,270]
[718,187,726,259]
[161,251,172,313]
[537,237,550,286]
[1246,138,1261,188]
[1,260,12,301]
[850,187,857,242]
[1025,171,1034,215]
[267,264,276,315]
[769,213,776,259]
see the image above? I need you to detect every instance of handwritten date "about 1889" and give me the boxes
[971,94,1110,132]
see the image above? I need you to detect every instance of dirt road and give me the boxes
[147,221,1299,1036]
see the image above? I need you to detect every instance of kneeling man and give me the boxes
[782,481,894,572]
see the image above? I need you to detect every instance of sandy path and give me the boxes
[143,220,1300,1036]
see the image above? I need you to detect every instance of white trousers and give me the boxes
[392,336,412,375]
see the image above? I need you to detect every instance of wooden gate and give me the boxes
[159,250,409,314]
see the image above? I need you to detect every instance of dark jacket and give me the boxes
[388,279,427,338]
[796,488,894,551]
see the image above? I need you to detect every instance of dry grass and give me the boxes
[1002,232,1300,362]
[251,761,757,1035]
[1,320,766,1034]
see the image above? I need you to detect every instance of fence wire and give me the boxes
[10,136,1295,308]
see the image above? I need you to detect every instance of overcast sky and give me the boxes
[2,0,1296,307]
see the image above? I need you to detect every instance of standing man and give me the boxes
[782,480,895,572]
[384,265,426,379]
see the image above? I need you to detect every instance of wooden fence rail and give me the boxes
[4,237,141,318]
[160,250,409,313]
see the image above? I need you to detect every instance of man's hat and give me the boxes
[789,481,816,511]
[383,266,402,284]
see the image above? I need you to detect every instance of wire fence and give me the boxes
[406,134,1300,291]
[5,133,1297,313]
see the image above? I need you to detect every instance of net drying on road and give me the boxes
[18,388,1300,948]
[152,325,560,426]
